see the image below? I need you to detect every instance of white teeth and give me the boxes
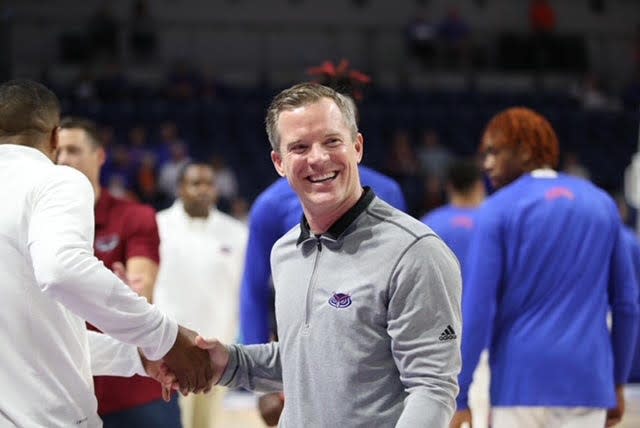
[308,172,337,183]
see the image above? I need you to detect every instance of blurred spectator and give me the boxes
[72,68,97,102]
[154,163,247,428]
[417,128,454,181]
[437,7,471,68]
[158,142,190,199]
[103,144,137,194]
[87,1,119,61]
[99,124,117,150]
[386,129,423,216]
[421,158,486,265]
[230,197,249,223]
[128,124,155,164]
[562,151,591,181]
[406,10,437,67]
[421,175,446,218]
[529,0,556,70]
[155,121,187,166]
[125,124,168,208]
[529,0,556,33]
[135,153,171,210]
[386,129,420,176]
[166,59,202,101]
[129,0,157,61]
[307,59,371,103]
[211,155,239,207]
[106,174,138,201]
[570,73,619,110]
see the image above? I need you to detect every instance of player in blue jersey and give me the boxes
[421,158,485,268]
[622,226,640,384]
[450,107,639,428]
[421,159,490,428]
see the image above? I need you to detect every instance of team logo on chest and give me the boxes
[95,234,120,253]
[328,292,352,308]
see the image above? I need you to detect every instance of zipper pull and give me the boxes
[316,238,322,251]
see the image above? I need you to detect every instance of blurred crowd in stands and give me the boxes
[35,0,640,222]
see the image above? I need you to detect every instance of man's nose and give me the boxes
[483,154,494,172]
[308,144,328,163]
[56,150,69,165]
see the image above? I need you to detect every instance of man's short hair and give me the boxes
[177,162,214,185]
[60,117,103,148]
[481,107,560,169]
[0,79,60,139]
[446,159,483,194]
[265,82,358,152]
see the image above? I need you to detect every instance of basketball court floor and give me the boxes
[215,366,640,428]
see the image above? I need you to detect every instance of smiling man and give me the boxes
[197,82,462,427]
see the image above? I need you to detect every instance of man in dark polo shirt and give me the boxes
[57,117,181,427]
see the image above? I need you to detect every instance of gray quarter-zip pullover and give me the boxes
[220,189,461,427]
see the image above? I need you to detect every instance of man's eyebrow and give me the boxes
[285,140,302,150]
[324,132,342,139]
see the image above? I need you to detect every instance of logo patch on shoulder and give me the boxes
[95,234,120,253]
[328,292,352,308]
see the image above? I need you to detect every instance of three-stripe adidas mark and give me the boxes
[439,325,457,341]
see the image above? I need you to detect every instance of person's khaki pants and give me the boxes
[179,387,225,428]
[492,407,606,428]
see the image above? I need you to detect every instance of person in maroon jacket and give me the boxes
[57,116,181,427]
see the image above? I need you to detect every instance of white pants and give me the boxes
[492,407,606,428]
[468,351,491,428]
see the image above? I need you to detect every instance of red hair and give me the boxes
[482,107,560,169]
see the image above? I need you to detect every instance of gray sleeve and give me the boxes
[218,342,283,393]
[388,235,462,428]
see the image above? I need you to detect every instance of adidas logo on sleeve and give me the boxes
[438,325,457,341]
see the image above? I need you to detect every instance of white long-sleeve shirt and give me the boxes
[154,201,248,343]
[0,145,177,427]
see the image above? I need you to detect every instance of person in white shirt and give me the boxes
[154,162,248,428]
[0,79,215,427]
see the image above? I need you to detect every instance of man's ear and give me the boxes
[271,150,285,177]
[354,133,364,164]
[519,143,533,164]
[49,126,59,154]
[97,146,106,168]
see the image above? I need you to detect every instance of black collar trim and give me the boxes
[297,187,375,245]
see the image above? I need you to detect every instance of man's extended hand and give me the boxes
[258,392,285,426]
[162,325,214,395]
[450,409,472,428]
[606,385,626,427]
[139,350,175,402]
[195,336,230,384]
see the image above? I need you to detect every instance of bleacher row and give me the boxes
[61,87,640,201]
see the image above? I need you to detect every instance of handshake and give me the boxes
[112,262,230,397]
[141,325,230,400]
